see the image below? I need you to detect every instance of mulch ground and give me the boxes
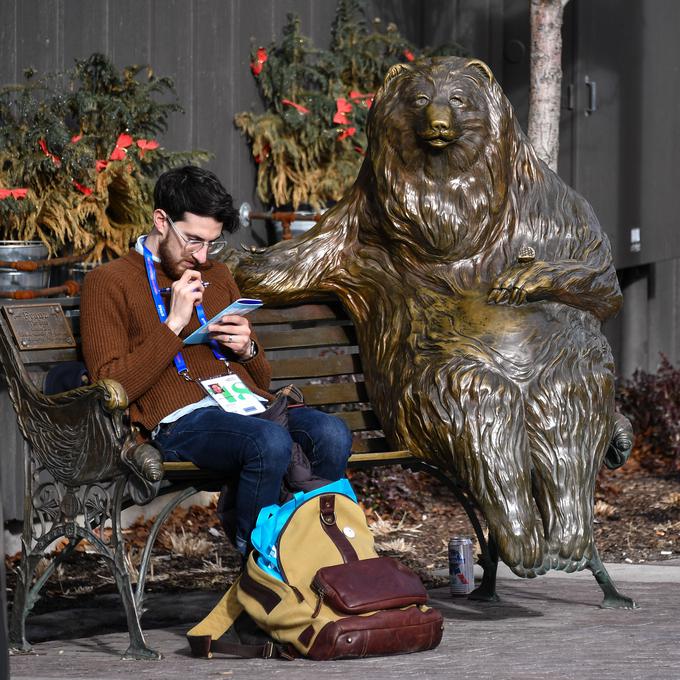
[5,455,680,614]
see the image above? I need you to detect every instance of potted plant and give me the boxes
[0,53,209,265]
[234,0,465,216]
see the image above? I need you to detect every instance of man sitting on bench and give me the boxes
[80,165,351,557]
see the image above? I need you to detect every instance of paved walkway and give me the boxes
[9,560,680,680]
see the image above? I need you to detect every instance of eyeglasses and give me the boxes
[164,213,227,255]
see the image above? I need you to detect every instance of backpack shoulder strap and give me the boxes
[189,636,293,659]
[187,578,244,655]
[186,577,297,660]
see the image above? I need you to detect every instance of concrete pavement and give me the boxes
[9,560,680,680]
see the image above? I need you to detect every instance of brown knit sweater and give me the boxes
[80,249,272,433]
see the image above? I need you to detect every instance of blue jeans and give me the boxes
[153,406,351,554]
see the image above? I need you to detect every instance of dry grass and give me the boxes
[163,527,213,558]
[368,511,422,537]
[660,492,680,508]
[594,500,618,518]
[375,537,416,555]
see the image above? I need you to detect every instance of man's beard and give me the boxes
[158,237,209,280]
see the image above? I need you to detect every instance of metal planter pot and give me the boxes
[0,241,49,291]
[66,261,100,283]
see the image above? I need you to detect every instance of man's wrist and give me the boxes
[239,339,258,362]
[164,316,183,335]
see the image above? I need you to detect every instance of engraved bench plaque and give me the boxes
[2,304,75,350]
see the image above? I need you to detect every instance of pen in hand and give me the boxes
[160,281,210,294]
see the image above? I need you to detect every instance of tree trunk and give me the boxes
[528,0,571,172]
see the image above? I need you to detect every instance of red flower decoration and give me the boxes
[250,48,268,76]
[38,139,61,166]
[136,138,160,158]
[95,160,109,173]
[71,134,83,143]
[72,181,93,196]
[349,90,374,109]
[282,99,310,114]
[0,188,28,200]
[354,146,366,156]
[254,143,271,164]
[403,49,415,62]
[109,133,134,161]
[333,97,352,125]
[337,126,356,141]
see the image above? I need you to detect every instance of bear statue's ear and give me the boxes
[465,59,494,83]
[383,62,413,86]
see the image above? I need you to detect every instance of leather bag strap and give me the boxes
[319,494,358,563]
[188,635,290,659]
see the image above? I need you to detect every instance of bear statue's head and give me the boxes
[368,56,514,179]
[361,57,523,260]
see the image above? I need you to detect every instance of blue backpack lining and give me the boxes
[250,478,357,581]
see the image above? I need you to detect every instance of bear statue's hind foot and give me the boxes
[468,583,501,602]
[587,546,639,609]
[601,591,639,610]
[468,535,500,602]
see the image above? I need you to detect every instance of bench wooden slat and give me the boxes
[13,347,79,366]
[162,449,415,478]
[351,436,392,453]
[300,381,369,405]
[269,353,363,380]
[257,325,356,350]
[334,409,381,431]
[251,303,344,325]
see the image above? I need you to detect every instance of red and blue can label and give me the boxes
[448,536,474,595]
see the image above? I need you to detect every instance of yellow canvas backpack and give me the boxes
[187,483,443,660]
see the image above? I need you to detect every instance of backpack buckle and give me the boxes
[262,641,275,658]
[320,494,336,525]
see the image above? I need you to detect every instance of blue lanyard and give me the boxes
[142,242,229,379]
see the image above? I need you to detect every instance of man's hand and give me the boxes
[208,314,253,357]
[164,270,205,335]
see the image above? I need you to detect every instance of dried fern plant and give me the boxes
[235,0,465,211]
[0,53,210,259]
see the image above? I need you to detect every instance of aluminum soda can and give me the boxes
[448,536,474,595]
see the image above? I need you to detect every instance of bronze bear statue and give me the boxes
[237,57,635,607]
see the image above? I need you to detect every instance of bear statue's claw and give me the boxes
[605,413,634,470]
[601,593,639,610]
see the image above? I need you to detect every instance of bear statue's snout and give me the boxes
[419,101,457,148]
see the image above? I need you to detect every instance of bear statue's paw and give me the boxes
[493,522,545,574]
[605,413,634,470]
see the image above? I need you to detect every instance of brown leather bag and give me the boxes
[312,556,427,614]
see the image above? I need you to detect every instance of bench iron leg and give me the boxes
[9,538,80,652]
[110,478,163,660]
[468,534,500,602]
[9,549,41,653]
[586,545,638,610]
[134,486,198,612]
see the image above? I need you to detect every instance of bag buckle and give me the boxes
[320,494,336,525]
[262,641,275,658]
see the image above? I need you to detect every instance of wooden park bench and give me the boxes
[0,297,496,659]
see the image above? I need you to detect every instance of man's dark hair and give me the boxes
[153,165,239,233]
